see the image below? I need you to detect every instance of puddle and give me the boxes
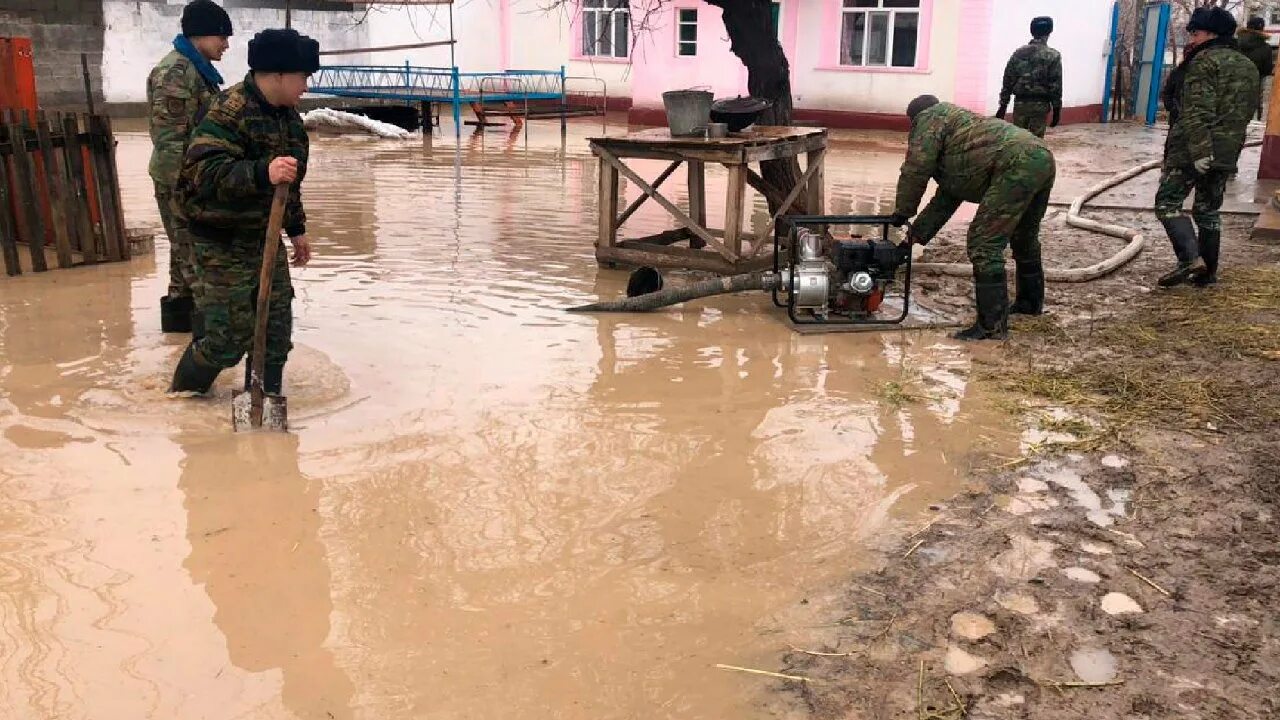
[0,120,1021,718]
[1070,647,1118,684]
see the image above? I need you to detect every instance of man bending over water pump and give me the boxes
[169,28,318,395]
[889,95,1057,341]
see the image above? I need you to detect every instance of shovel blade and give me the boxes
[232,390,289,432]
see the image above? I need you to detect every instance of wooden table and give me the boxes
[589,127,827,275]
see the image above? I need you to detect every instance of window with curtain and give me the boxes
[839,0,921,68]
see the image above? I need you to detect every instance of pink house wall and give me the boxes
[951,0,993,111]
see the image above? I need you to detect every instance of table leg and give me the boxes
[598,156,619,250]
[725,163,746,260]
[688,160,706,249]
[805,147,825,216]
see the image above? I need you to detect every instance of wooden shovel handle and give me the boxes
[249,183,290,427]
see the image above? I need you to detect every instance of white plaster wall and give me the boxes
[980,0,1114,114]
[102,0,377,104]
[508,0,632,97]
[790,0,962,114]
[363,2,500,70]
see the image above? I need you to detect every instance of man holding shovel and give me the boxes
[169,28,318,397]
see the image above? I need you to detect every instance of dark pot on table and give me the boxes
[710,96,773,132]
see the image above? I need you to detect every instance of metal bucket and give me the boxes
[662,89,712,137]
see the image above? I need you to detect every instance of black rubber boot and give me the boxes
[160,296,194,333]
[1193,228,1220,287]
[953,272,1009,341]
[1009,260,1045,316]
[1157,217,1206,288]
[170,342,222,393]
[243,363,284,395]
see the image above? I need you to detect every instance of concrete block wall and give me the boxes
[0,0,106,110]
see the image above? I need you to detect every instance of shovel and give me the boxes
[232,183,290,431]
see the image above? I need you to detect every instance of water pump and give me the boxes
[765,215,914,325]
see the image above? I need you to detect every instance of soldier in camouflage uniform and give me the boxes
[1154,7,1259,288]
[149,0,232,334]
[996,16,1063,138]
[891,95,1056,341]
[170,28,319,396]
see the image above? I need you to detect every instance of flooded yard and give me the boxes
[0,118,1024,719]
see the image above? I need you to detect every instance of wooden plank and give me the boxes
[60,114,96,263]
[6,119,48,271]
[0,148,20,275]
[744,151,826,258]
[591,142,742,165]
[96,115,130,260]
[724,163,747,260]
[597,155,619,250]
[620,228,690,247]
[35,112,74,268]
[86,115,123,262]
[596,146,733,260]
[688,160,706,249]
[805,147,826,216]
[744,133,828,164]
[61,113,97,263]
[615,160,681,230]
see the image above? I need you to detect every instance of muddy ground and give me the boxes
[771,210,1280,718]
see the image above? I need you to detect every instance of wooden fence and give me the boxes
[0,110,129,276]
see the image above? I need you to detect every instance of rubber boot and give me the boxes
[1157,217,1206,288]
[953,272,1009,341]
[1193,228,1220,287]
[160,295,194,333]
[1009,260,1045,316]
[170,342,222,393]
[244,363,284,395]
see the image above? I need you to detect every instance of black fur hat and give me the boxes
[1186,7,1237,37]
[248,28,321,75]
[1030,16,1053,38]
[1247,16,1266,31]
[906,94,939,121]
[182,0,233,37]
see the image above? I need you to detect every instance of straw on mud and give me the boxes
[714,664,816,683]
[945,679,966,717]
[908,514,946,540]
[786,644,858,657]
[1040,679,1126,690]
[903,539,926,559]
[1127,567,1173,597]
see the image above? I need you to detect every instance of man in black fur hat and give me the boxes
[169,28,320,396]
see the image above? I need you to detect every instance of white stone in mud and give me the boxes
[944,644,989,675]
[1064,567,1102,584]
[950,612,997,640]
[1100,455,1130,469]
[995,592,1040,615]
[1101,592,1144,615]
[1016,477,1049,493]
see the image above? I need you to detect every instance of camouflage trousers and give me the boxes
[192,232,293,369]
[1011,100,1053,138]
[967,144,1057,276]
[156,183,196,299]
[1154,166,1228,232]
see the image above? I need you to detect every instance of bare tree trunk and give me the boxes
[704,0,809,216]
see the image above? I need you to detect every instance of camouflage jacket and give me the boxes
[147,49,219,189]
[894,103,1047,242]
[175,74,309,241]
[999,38,1063,108]
[1163,38,1259,171]
[1236,27,1274,78]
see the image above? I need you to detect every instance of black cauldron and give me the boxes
[710,96,773,132]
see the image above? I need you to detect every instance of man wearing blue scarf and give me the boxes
[149,0,232,335]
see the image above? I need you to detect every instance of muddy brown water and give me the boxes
[0,119,1019,719]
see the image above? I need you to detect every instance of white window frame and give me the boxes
[677,7,698,56]
[582,0,631,59]
[839,0,922,68]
